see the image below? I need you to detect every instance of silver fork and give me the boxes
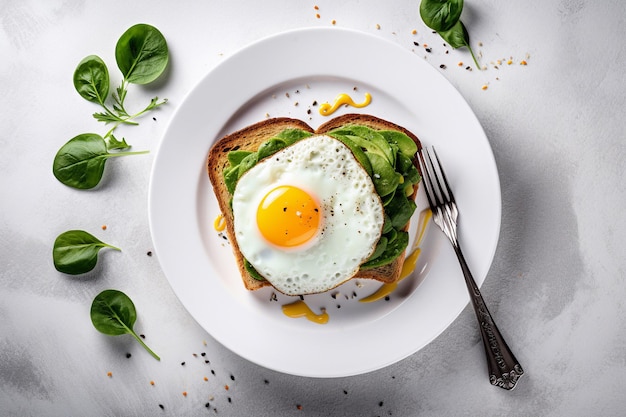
[418,146,524,390]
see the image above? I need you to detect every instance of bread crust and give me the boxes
[207,114,421,293]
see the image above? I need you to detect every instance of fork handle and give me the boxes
[453,245,525,390]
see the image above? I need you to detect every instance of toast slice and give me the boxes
[207,114,421,293]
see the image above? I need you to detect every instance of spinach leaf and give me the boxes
[73,55,110,105]
[360,232,409,269]
[387,191,417,229]
[366,236,388,263]
[115,23,169,85]
[419,0,464,32]
[419,0,480,69]
[53,133,148,189]
[439,21,480,69]
[439,19,469,48]
[53,230,120,275]
[90,290,160,360]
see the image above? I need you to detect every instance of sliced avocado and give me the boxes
[274,129,313,145]
[227,150,253,166]
[379,130,417,157]
[237,152,258,178]
[223,165,240,194]
[257,138,287,160]
[327,133,373,176]
[368,153,401,197]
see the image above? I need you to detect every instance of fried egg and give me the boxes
[232,135,384,295]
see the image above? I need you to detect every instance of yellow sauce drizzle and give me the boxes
[360,208,432,303]
[319,92,372,116]
[358,282,398,303]
[282,300,329,324]
[213,213,226,232]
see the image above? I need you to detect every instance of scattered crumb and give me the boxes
[376,23,381,30]
[316,13,320,18]
[412,29,417,35]
[481,85,489,90]
[520,60,527,65]
[107,372,112,378]
[101,225,107,230]
[457,61,463,66]
[182,391,187,397]
[331,19,336,25]
[150,380,155,386]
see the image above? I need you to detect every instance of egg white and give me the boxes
[232,135,384,295]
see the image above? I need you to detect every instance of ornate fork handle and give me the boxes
[452,241,524,390]
[420,147,523,390]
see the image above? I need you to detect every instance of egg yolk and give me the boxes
[257,185,321,247]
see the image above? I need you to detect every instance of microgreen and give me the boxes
[419,0,480,69]
[90,290,160,361]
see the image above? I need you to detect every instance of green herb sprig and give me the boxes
[419,0,480,69]
[91,290,160,361]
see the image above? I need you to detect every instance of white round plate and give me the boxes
[149,27,500,378]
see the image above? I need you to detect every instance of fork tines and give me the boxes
[418,146,455,210]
